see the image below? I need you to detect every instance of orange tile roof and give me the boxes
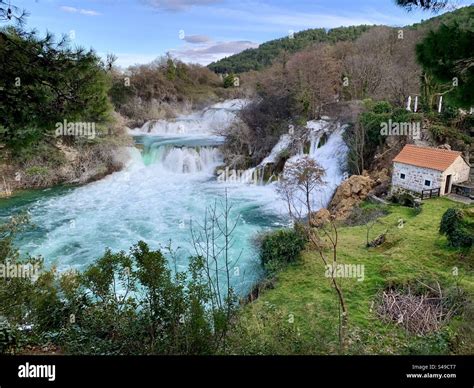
[393,144,463,171]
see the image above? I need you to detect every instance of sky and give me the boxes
[11,0,473,68]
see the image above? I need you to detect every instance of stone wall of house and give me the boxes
[440,156,471,194]
[392,162,443,194]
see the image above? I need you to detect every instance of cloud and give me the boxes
[205,1,426,30]
[60,6,101,16]
[183,34,210,44]
[142,0,222,11]
[171,40,259,65]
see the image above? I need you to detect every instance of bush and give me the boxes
[391,191,420,209]
[223,73,237,88]
[0,320,17,354]
[439,208,473,248]
[259,228,307,269]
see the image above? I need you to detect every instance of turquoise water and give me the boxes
[0,135,288,295]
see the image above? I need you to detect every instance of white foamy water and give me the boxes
[1,104,348,295]
[128,99,248,137]
[240,119,348,213]
[284,121,348,213]
[1,100,285,295]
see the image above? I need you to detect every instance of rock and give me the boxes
[368,233,386,248]
[310,208,331,227]
[329,175,376,220]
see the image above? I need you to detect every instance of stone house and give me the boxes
[391,144,470,196]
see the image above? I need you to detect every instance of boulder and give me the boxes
[329,175,376,220]
[310,208,331,227]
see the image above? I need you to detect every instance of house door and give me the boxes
[445,174,452,194]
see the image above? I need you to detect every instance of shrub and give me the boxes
[391,191,421,209]
[259,228,307,269]
[0,320,17,354]
[439,208,473,248]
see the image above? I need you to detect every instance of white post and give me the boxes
[406,96,412,111]
[414,96,418,113]
[438,96,443,113]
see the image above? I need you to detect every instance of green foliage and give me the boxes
[208,25,373,73]
[439,208,473,248]
[0,27,112,150]
[372,101,393,114]
[109,58,221,120]
[166,57,177,80]
[259,228,307,270]
[223,73,237,88]
[416,12,474,109]
[0,215,237,355]
[345,100,416,174]
[0,320,17,354]
[25,166,49,177]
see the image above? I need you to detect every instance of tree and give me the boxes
[223,73,237,88]
[306,217,347,351]
[190,190,239,348]
[395,0,449,11]
[0,0,27,25]
[0,28,112,150]
[277,156,326,223]
[286,45,341,119]
[416,21,474,109]
[339,26,422,105]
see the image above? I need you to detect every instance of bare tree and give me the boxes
[190,189,240,347]
[306,218,347,351]
[286,45,342,119]
[341,27,422,105]
[276,156,326,224]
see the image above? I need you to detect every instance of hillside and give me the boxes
[208,25,373,73]
[229,198,474,355]
[208,5,473,74]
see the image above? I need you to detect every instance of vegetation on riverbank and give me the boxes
[1,198,471,355]
[229,198,473,355]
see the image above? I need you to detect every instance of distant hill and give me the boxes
[208,5,473,74]
[207,25,373,74]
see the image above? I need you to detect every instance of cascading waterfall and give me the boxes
[0,99,286,297]
[0,101,348,296]
[289,121,348,212]
[129,99,247,137]
[142,144,222,174]
[239,119,348,214]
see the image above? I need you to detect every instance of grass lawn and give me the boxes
[233,197,473,355]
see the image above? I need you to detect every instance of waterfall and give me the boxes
[294,125,348,211]
[239,119,348,214]
[129,99,248,137]
[142,144,222,174]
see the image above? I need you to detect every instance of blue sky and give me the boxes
[12,0,472,68]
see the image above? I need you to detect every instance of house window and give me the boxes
[400,173,406,180]
[424,180,431,187]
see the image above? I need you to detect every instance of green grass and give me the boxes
[233,198,474,355]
